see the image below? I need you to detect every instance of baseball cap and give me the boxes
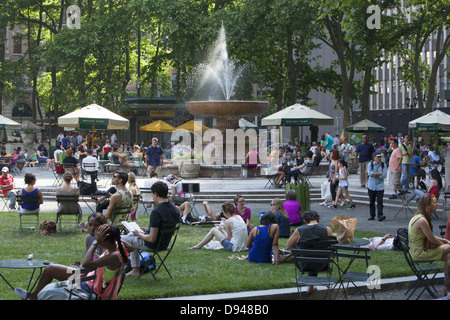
[87,149,93,154]
[373,151,381,157]
[2,167,9,172]
[166,174,175,180]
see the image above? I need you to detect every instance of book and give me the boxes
[121,221,143,233]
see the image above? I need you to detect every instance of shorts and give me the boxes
[220,239,234,251]
[339,185,348,190]
[392,171,401,185]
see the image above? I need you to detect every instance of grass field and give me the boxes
[0,211,436,300]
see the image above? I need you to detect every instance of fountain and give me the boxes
[186,26,269,133]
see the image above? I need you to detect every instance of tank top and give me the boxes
[248,225,273,263]
[118,189,134,208]
[21,188,39,210]
[297,224,329,244]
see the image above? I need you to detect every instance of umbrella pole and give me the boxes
[92,124,95,151]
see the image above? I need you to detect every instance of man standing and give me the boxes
[367,152,387,221]
[324,132,334,153]
[388,138,403,199]
[355,135,375,187]
[339,137,353,162]
[0,167,16,209]
[145,137,163,176]
[77,139,88,179]
[399,133,415,193]
[121,181,180,277]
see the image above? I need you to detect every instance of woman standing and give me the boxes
[331,160,356,209]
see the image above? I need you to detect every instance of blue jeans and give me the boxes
[401,164,411,190]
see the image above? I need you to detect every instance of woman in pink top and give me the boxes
[283,190,303,226]
[235,195,251,232]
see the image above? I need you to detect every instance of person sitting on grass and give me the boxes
[14,224,130,300]
[246,212,280,265]
[271,198,291,238]
[187,201,248,252]
[283,190,303,226]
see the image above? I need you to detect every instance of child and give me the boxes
[331,160,356,209]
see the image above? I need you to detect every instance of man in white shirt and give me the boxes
[339,138,353,161]
[82,149,99,184]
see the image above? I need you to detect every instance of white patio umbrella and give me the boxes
[261,103,334,126]
[58,103,129,149]
[345,119,386,133]
[408,109,450,132]
[0,114,21,130]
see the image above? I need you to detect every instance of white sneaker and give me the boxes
[320,201,328,206]
[14,288,30,300]
[340,200,345,207]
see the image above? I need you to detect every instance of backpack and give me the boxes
[393,228,408,251]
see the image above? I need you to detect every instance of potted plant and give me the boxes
[172,147,203,178]
[20,125,38,144]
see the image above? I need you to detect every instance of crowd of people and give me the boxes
[3,129,450,300]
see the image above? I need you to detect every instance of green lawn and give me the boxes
[0,211,438,300]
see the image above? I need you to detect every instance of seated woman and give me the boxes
[14,224,131,300]
[187,202,248,252]
[405,168,442,205]
[235,195,251,232]
[408,194,450,282]
[127,172,141,221]
[283,190,303,226]
[286,210,334,294]
[18,173,44,215]
[55,172,82,226]
[271,198,291,238]
[246,212,280,265]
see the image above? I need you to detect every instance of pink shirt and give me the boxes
[389,148,402,173]
[283,200,302,225]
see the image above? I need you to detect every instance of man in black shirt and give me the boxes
[121,181,180,277]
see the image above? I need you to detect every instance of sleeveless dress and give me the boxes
[248,225,273,263]
[408,214,444,261]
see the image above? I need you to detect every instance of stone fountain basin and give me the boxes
[186,100,269,119]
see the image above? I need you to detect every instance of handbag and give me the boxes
[272,248,292,264]
[321,180,332,201]
[40,220,57,236]
[331,216,357,243]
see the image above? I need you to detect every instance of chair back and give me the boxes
[56,194,80,203]
[152,222,180,252]
[16,193,40,209]
[111,206,132,225]
[292,248,335,274]
[83,162,97,171]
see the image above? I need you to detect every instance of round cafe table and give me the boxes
[0,259,50,292]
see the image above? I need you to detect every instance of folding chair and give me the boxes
[52,163,65,186]
[55,194,82,231]
[67,263,127,300]
[16,194,40,230]
[398,234,443,300]
[138,221,181,280]
[301,163,316,188]
[82,162,98,185]
[292,241,338,300]
[110,206,132,232]
[334,245,376,300]
[139,187,154,215]
[394,193,415,218]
